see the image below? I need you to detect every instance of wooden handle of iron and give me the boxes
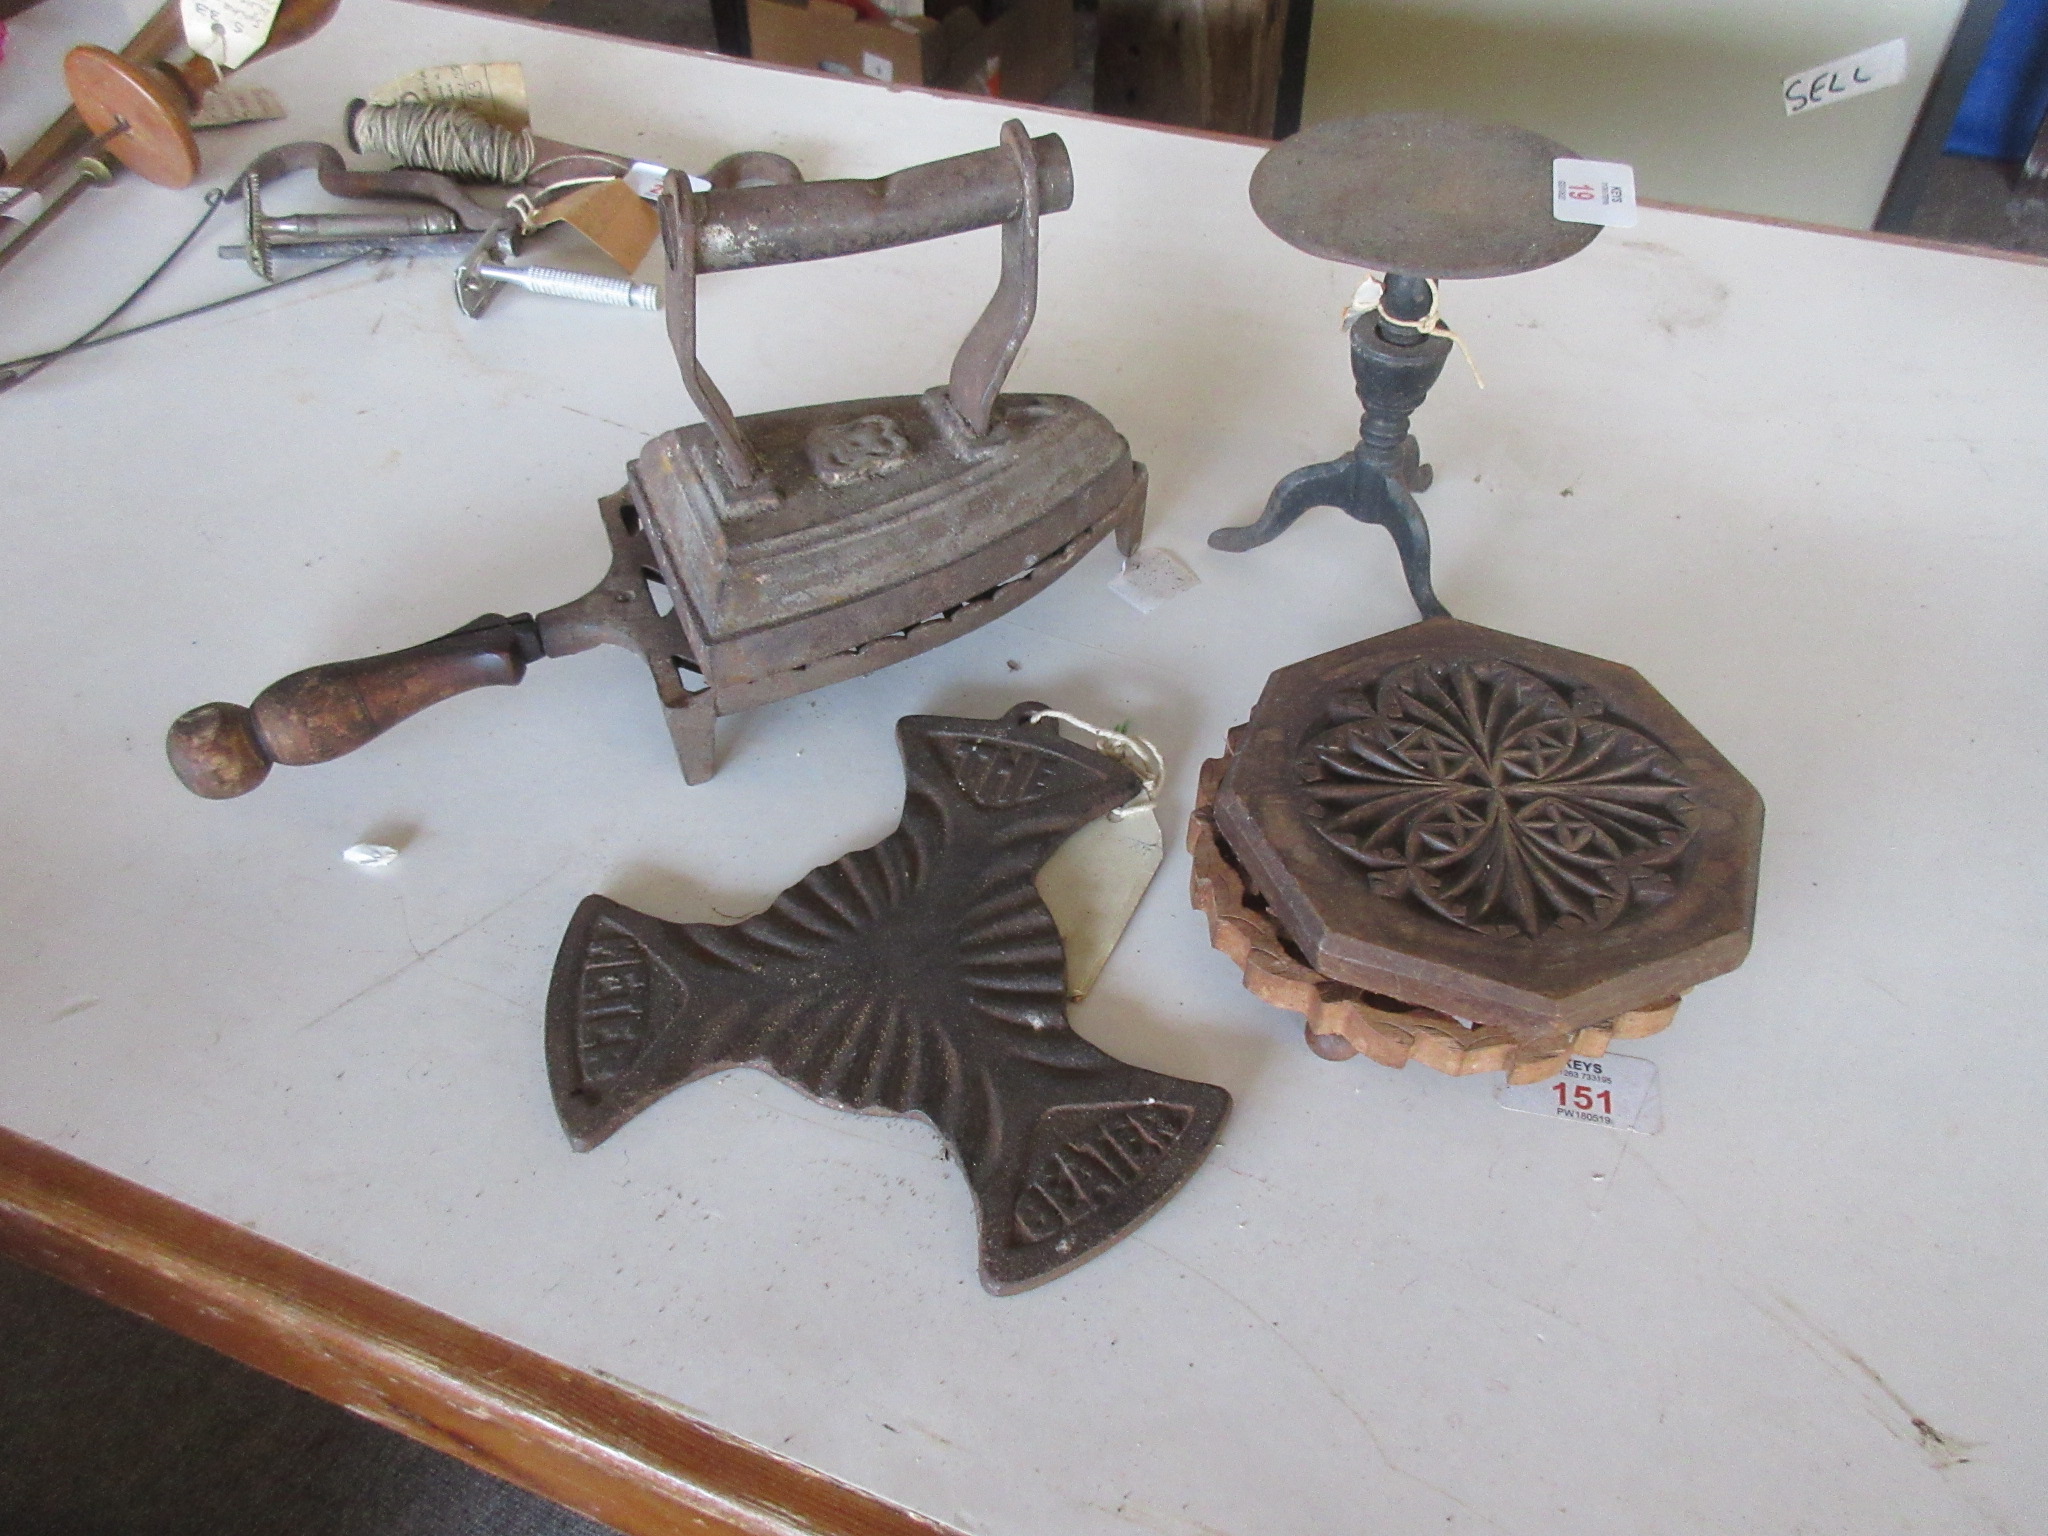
[166,614,541,799]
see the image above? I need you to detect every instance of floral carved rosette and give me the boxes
[1297,658,1699,939]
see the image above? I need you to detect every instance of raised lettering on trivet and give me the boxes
[572,924,665,1086]
[1012,1103,1193,1244]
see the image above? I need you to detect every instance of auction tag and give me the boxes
[0,187,44,224]
[1784,39,1907,116]
[189,84,285,128]
[182,0,284,70]
[1552,158,1638,227]
[1037,805,1164,1001]
[367,61,529,129]
[1498,1053,1662,1134]
[534,178,660,273]
[1108,548,1200,613]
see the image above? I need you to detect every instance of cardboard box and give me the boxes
[746,0,1074,103]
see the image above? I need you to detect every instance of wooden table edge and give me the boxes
[0,1124,962,1536]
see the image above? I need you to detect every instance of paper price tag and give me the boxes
[534,178,660,273]
[860,51,894,83]
[367,62,529,129]
[189,84,285,128]
[1108,548,1199,613]
[622,162,712,200]
[1552,158,1637,228]
[1498,1053,1662,1134]
[1784,39,1907,116]
[0,187,44,224]
[181,0,284,70]
[1037,804,1163,1001]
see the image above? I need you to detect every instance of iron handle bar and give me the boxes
[685,131,1070,272]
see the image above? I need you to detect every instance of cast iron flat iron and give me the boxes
[1192,116,1762,1084]
[550,705,1231,1293]
[168,121,1145,797]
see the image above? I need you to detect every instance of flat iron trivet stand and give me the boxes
[169,122,1144,798]
[548,704,1231,1294]
[1210,272,1451,616]
[1208,113,1599,617]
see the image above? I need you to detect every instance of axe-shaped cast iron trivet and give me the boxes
[547,705,1231,1293]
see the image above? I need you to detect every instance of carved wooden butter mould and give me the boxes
[1194,618,1763,1083]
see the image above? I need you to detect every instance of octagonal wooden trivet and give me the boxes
[1189,732,1680,1086]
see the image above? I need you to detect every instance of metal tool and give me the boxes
[1208,114,1600,614]
[465,261,659,310]
[450,150,802,317]
[167,121,1146,796]
[238,154,461,279]
[231,139,493,280]
[548,704,1231,1294]
[453,215,661,314]
[218,232,477,264]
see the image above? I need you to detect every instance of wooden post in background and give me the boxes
[1095,0,1293,139]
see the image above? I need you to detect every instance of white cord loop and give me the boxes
[1342,273,1486,390]
[1026,709,1165,820]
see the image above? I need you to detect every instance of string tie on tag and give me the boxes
[1342,273,1485,390]
[1026,709,1164,820]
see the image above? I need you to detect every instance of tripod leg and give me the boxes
[1208,457,1352,552]
[1351,470,1449,618]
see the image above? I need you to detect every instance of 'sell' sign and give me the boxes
[1784,39,1908,116]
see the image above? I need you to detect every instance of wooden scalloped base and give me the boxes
[1188,735,1680,1086]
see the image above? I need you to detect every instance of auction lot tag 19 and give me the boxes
[1552,158,1637,227]
[1498,1053,1662,1134]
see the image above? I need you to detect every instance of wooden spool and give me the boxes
[63,0,341,189]
[1188,732,1682,1086]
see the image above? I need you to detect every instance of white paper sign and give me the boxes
[623,162,713,199]
[0,188,45,224]
[181,0,285,71]
[1498,1053,1662,1134]
[1108,548,1200,613]
[367,62,529,128]
[860,51,894,83]
[1552,158,1638,227]
[1784,39,1908,116]
[1037,805,1163,1000]
[188,84,285,128]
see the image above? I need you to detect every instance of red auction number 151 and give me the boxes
[1554,1081,1613,1114]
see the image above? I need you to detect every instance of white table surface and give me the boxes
[4,3,2047,1532]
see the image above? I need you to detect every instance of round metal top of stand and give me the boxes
[1250,112,1600,279]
